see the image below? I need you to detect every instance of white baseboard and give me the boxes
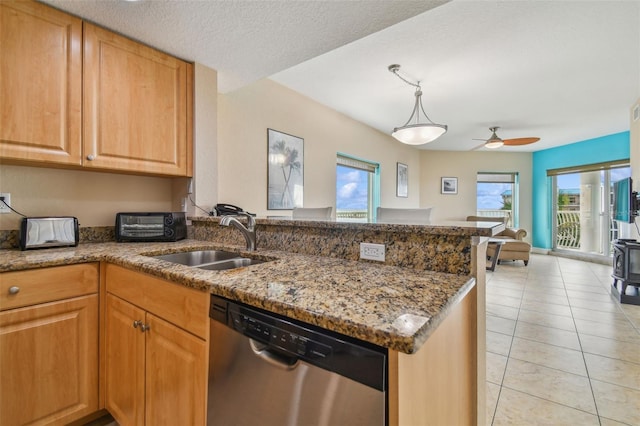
[531,247,550,255]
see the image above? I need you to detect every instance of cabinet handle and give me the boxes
[8,286,20,295]
[86,154,95,161]
[140,323,151,332]
[133,320,142,329]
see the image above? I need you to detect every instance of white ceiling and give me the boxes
[43,0,640,153]
[272,0,640,152]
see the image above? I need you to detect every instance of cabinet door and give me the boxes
[0,0,82,165]
[83,23,191,176]
[105,294,146,426]
[145,313,207,426]
[0,295,98,425]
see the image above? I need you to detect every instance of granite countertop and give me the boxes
[191,215,505,237]
[0,239,475,354]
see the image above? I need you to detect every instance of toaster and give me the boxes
[20,216,79,250]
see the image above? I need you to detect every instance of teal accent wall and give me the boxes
[532,132,630,249]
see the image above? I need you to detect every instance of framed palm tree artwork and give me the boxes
[267,129,304,210]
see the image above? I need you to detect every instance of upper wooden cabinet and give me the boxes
[0,0,83,165]
[0,1,193,177]
[83,23,193,176]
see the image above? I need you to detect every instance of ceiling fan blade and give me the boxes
[472,138,488,141]
[503,137,540,146]
[471,142,488,151]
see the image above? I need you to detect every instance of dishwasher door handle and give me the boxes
[249,338,300,370]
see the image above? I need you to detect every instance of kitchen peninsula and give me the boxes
[0,218,501,425]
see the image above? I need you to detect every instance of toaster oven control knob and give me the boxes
[165,228,175,238]
[8,286,20,295]
[165,216,174,225]
[86,154,95,161]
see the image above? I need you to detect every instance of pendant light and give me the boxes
[388,64,447,145]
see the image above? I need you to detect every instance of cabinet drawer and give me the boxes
[0,263,99,311]
[106,264,208,339]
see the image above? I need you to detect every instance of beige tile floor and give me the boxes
[486,253,640,425]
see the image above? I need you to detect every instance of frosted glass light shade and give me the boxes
[484,140,504,149]
[392,124,448,145]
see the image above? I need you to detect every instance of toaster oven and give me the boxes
[115,212,187,242]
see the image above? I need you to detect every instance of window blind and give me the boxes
[477,172,517,183]
[547,160,629,176]
[336,155,378,173]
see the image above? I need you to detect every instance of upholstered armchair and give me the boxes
[497,226,527,241]
[466,216,531,266]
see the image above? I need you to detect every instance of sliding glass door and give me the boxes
[552,164,630,256]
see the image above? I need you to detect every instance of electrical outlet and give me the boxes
[360,242,385,262]
[0,193,11,214]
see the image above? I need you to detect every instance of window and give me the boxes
[476,172,519,227]
[336,154,380,222]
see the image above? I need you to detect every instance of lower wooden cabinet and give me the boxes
[105,294,146,425]
[105,264,208,426]
[388,285,477,426]
[145,310,207,426]
[0,264,100,426]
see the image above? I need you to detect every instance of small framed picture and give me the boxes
[441,177,458,194]
[396,162,408,197]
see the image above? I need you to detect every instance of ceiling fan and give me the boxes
[473,127,540,149]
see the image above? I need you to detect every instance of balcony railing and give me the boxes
[475,209,512,227]
[557,211,580,249]
[336,210,368,222]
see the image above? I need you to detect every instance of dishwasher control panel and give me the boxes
[230,311,332,360]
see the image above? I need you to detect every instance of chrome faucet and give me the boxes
[219,213,257,251]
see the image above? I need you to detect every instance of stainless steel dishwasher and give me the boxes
[208,295,387,426]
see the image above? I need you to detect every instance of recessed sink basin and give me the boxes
[150,249,268,271]
[153,250,240,266]
[198,257,266,271]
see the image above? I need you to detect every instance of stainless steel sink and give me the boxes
[153,250,240,266]
[151,250,267,270]
[198,257,265,270]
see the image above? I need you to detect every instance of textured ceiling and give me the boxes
[272,0,640,151]
[42,0,446,93]
[42,0,640,152]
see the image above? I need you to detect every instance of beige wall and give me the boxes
[419,151,533,238]
[217,79,422,216]
[0,164,174,229]
[190,63,218,214]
